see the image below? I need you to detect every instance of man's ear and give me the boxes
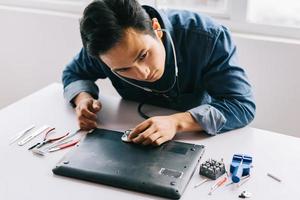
[152,18,163,39]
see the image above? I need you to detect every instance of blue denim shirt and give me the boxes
[62,5,255,135]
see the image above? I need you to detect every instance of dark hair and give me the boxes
[80,0,154,57]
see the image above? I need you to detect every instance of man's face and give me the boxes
[100,28,166,82]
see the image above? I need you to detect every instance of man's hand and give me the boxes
[74,92,102,130]
[128,116,178,146]
[128,112,203,146]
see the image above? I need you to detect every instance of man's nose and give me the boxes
[135,65,150,80]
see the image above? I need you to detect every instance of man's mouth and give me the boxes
[147,69,159,81]
[147,72,156,80]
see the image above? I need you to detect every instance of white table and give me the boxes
[1,83,299,200]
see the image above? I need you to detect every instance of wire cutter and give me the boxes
[28,128,69,150]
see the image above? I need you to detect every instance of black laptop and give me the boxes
[53,128,205,199]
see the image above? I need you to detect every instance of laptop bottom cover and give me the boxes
[53,128,205,199]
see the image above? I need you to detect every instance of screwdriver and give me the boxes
[208,176,228,195]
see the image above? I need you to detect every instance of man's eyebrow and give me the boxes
[112,49,145,71]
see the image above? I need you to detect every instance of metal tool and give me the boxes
[194,178,209,188]
[121,130,132,142]
[48,139,80,152]
[267,173,282,182]
[238,175,251,187]
[28,128,69,150]
[221,158,229,177]
[32,140,74,156]
[9,124,35,145]
[208,176,227,195]
[226,174,250,186]
[18,125,51,146]
[230,154,252,183]
[239,191,252,198]
[200,158,226,180]
[32,129,81,156]
[45,129,81,149]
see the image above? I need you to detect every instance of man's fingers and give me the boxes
[132,126,155,143]
[76,107,97,121]
[92,100,102,112]
[153,137,167,146]
[80,118,97,127]
[75,98,101,131]
[76,99,100,121]
[79,118,97,130]
[129,120,151,139]
[81,108,97,121]
[88,99,101,112]
[142,132,161,146]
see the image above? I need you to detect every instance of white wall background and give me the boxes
[0,1,299,137]
[234,34,300,137]
[0,6,82,108]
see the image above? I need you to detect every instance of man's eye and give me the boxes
[139,52,148,60]
[116,68,129,73]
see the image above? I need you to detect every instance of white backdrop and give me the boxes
[0,1,299,137]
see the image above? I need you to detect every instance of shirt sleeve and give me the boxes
[188,26,256,135]
[62,48,107,105]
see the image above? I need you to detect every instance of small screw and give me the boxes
[170,181,176,186]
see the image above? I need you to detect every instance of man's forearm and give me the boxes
[170,112,203,133]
